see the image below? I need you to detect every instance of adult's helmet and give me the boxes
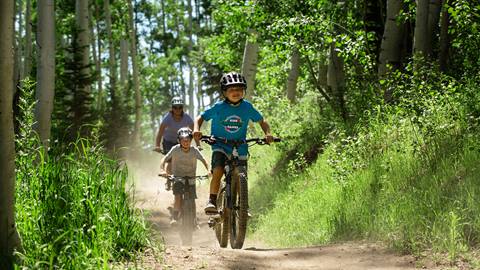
[171,96,184,106]
[220,72,247,91]
[177,127,193,141]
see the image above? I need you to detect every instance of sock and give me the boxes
[209,194,217,206]
[172,210,179,220]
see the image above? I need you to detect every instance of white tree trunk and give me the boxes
[90,21,97,79]
[128,0,141,145]
[378,0,405,77]
[94,1,103,110]
[173,11,186,97]
[439,0,450,71]
[286,47,300,103]
[34,0,55,149]
[75,0,91,113]
[413,0,430,55]
[187,0,195,117]
[120,39,129,104]
[16,0,24,84]
[1,1,20,267]
[241,30,259,100]
[120,40,128,84]
[327,43,347,121]
[104,0,118,107]
[197,68,203,114]
[24,0,32,78]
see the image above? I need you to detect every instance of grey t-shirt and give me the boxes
[161,112,194,142]
[164,145,207,177]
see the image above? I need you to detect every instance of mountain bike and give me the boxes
[158,174,208,245]
[200,135,281,249]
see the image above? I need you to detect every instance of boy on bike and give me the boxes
[193,72,273,214]
[159,127,211,225]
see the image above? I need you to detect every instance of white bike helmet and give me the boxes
[220,72,247,92]
[171,96,184,106]
[177,127,193,141]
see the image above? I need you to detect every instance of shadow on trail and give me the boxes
[219,244,415,270]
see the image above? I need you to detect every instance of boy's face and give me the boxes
[224,86,245,103]
[179,137,192,148]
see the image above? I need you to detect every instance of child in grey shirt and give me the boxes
[159,127,210,225]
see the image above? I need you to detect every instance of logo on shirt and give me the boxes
[222,115,243,133]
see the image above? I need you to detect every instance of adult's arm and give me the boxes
[193,115,204,140]
[155,122,167,148]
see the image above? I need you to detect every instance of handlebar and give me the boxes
[200,135,281,146]
[158,174,209,180]
[152,148,167,155]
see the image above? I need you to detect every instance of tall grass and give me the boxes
[249,74,480,261]
[14,83,149,269]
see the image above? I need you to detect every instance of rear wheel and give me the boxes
[229,170,248,249]
[215,184,229,248]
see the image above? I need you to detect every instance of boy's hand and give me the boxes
[158,170,168,177]
[193,130,202,141]
[265,134,274,144]
[154,146,163,153]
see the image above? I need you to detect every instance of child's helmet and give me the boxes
[220,72,247,91]
[177,127,193,141]
[171,96,184,106]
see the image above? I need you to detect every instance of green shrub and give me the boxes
[250,69,480,262]
[14,84,149,269]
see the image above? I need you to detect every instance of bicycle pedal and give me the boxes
[205,209,218,215]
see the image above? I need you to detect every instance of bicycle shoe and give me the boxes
[169,219,178,226]
[204,201,217,215]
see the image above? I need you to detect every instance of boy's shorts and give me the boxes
[172,178,197,198]
[172,179,184,195]
[211,151,227,170]
[211,151,248,170]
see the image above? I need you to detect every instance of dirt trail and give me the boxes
[129,152,422,270]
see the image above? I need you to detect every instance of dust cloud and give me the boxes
[125,148,220,247]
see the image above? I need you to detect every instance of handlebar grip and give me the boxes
[261,137,281,143]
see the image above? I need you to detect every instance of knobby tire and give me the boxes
[230,170,248,249]
[181,189,195,245]
[215,185,229,248]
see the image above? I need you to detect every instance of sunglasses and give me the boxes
[172,106,183,110]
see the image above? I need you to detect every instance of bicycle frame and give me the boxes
[200,135,280,248]
[159,174,208,245]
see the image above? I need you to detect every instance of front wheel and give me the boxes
[229,170,248,249]
[180,191,195,245]
[215,185,229,248]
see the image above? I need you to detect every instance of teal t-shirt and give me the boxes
[201,100,263,157]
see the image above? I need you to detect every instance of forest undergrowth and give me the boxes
[248,68,480,267]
